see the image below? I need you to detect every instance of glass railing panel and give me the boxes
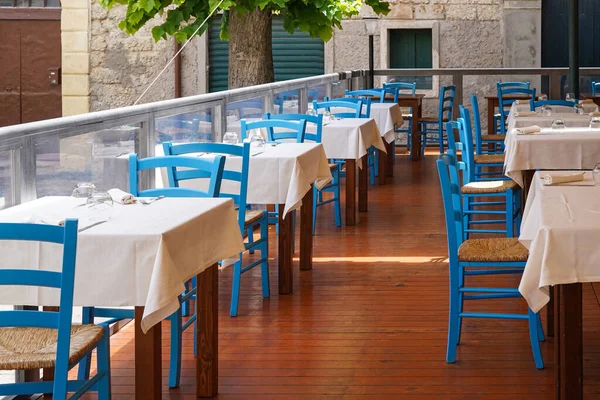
[226,98,265,139]
[34,124,139,196]
[0,149,13,210]
[155,109,214,144]
[273,89,299,114]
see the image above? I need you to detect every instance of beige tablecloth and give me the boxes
[157,143,332,217]
[519,171,600,312]
[0,196,244,333]
[318,118,386,161]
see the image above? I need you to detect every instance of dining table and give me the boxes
[484,93,536,136]
[0,196,244,399]
[156,142,333,294]
[368,102,403,181]
[317,117,386,226]
[519,171,600,400]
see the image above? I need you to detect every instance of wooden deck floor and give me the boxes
[80,151,600,399]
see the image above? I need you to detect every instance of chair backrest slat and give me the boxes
[0,269,62,288]
[439,85,456,122]
[241,118,307,143]
[458,106,476,184]
[529,99,576,110]
[496,81,534,134]
[0,310,60,329]
[264,113,323,143]
[312,99,364,118]
[345,89,386,104]
[163,142,251,233]
[470,94,485,155]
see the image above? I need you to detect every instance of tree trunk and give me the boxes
[228,8,274,89]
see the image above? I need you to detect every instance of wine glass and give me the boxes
[86,191,114,211]
[542,106,553,117]
[323,111,332,123]
[590,117,600,129]
[249,129,265,148]
[566,93,576,102]
[72,182,96,198]
[574,103,585,115]
[223,131,239,144]
[538,94,548,101]
[551,118,566,129]
[306,108,317,117]
[593,163,600,185]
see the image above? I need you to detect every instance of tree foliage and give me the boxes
[99,0,390,43]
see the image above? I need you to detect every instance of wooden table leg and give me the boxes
[487,98,495,135]
[411,100,421,161]
[385,141,394,177]
[197,263,218,398]
[135,307,161,400]
[378,148,386,185]
[556,283,583,400]
[358,155,368,212]
[345,159,356,226]
[300,186,313,271]
[278,204,294,294]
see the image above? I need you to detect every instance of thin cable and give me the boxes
[134,0,225,105]
[591,283,600,308]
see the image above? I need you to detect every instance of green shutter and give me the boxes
[208,17,324,92]
[389,29,432,89]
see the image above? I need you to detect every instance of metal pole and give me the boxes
[568,0,579,98]
[369,35,374,89]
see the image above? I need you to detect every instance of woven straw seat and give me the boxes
[0,325,104,370]
[418,116,449,123]
[481,134,506,141]
[243,210,264,225]
[461,180,517,194]
[458,238,528,262]
[474,154,505,164]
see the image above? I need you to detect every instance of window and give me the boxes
[389,29,432,90]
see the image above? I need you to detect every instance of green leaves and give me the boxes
[101,0,390,43]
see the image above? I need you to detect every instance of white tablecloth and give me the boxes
[157,143,332,217]
[0,196,244,333]
[504,124,600,187]
[519,171,600,312]
[370,103,404,143]
[318,118,386,162]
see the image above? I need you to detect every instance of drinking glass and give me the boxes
[590,117,600,129]
[574,103,585,115]
[323,111,332,123]
[538,94,548,101]
[72,182,96,198]
[551,119,566,129]
[249,129,265,148]
[593,163,600,185]
[542,106,553,117]
[86,191,114,211]
[223,131,239,144]
[306,108,318,117]
[566,93,576,102]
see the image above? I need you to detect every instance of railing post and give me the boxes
[299,87,308,114]
[452,73,463,120]
[138,116,155,190]
[213,102,225,143]
[550,72,562,100]
[10,147,21,207]
[19,136,36,203]
[265,91,274,115]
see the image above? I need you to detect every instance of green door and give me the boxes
[208,17,324,92]
[389,29,432,89]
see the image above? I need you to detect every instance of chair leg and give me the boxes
[181,280,190,317]
[438,126,444,154]
[96,325,111,400]
[334,171,342,228]
[528,309,545,369]
[78,307,94,380]
[168,306,183,388]
[248,227,255,254]
[312,186,318,236]
[515,190,523,236]
[230,256,243,317]
[260,221,270,298]
[457,267,465,345]
[369,149,376,185]
[506,190,514,238]
[275,205,280,235]
[446,263,460,363]
[536,312,545,342]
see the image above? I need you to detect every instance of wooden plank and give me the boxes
[345,159,356,226]
[197,263,218,397]
[557,283,583,400]
[278,204,294,294]
[299,185,314,271]
[134,306,161,400]
[378,148,386,185]
[358,155,368,212]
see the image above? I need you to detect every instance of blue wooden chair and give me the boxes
[436,153,544,369]
[592,81,600,96]
[445,119,521,238]
[459,105,507,182]
[419,85,455,155]
[241,118,307,143]
[313,99,364,118]
[163,142,270,318]
[265,112,341,234]
[496,82,534,135]
[78,153,226,389]
[471,94,504,155]
[0,220,112,399]
[529,99,576,110]
[345,88,386,103]
[384,82,416,160]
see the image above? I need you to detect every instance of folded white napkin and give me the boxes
[108,188,136,204]
[541,172,585,185]
[515,125,541,135]
[514,111,537,117]
[26,215,65,226]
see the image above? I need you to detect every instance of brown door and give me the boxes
[0,17,61,127]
